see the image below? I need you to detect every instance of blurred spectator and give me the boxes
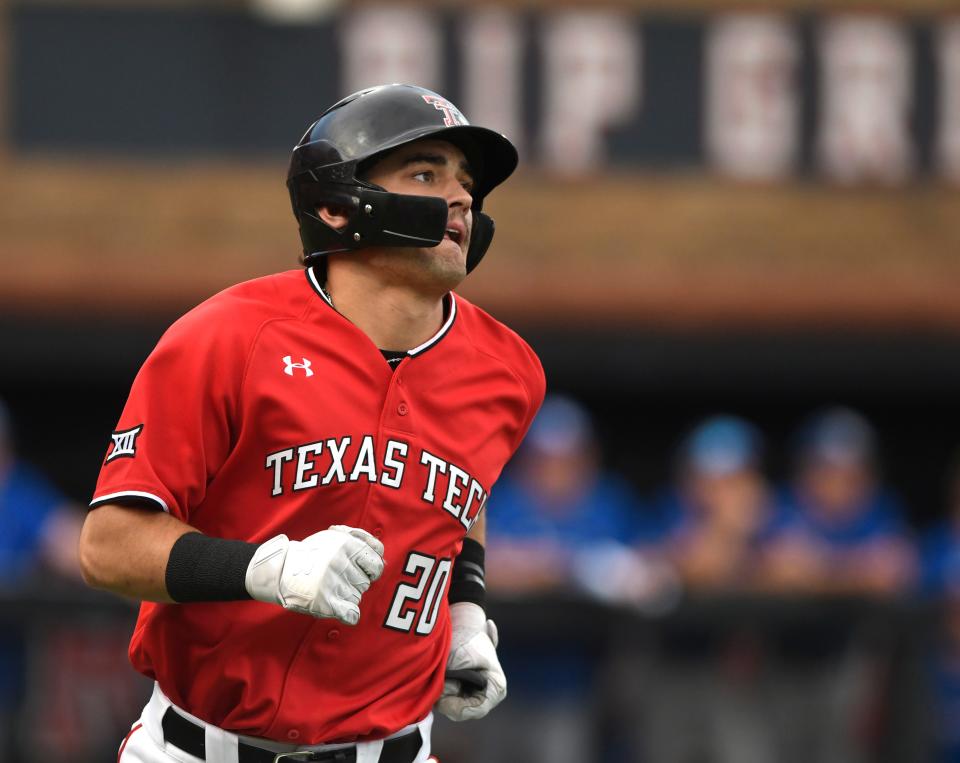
[0,397,84,758]
[656,415,782,591]
[920,451,960,760]
[920,450,960,597]
[765,406,916,594]
[486,394,670,604]
[630,415,783,763]
[755,407,916,763]
[0,402,82,584]
[437,395,656,763]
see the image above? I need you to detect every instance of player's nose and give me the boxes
[445,177,473,210]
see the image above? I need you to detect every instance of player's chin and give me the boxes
[442,239,469,270]
[421,241,467,285]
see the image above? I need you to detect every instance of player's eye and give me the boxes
[412,170,433,183]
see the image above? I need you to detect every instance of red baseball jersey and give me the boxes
[90,267,544,745]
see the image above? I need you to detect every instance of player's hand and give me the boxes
[436,602,507,721]
[244,525,385,625]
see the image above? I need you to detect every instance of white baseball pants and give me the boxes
[118,683,434,763]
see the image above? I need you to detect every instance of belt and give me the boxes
[161,707,423,763]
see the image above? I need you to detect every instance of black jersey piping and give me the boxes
[306,266,336,309]
[89,490,169,513]
[407,292,456,357]
[304,266,457,357]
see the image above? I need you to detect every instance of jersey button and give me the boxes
[397,402,409,416]
[327,629,340,641]
[287,730,300,741]
[373,527,384,538]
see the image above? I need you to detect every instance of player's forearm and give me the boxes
[78,502,197,602]
[465,506,485,546]
[80,509,385,621]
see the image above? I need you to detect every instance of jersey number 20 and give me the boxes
[383,552,452,635]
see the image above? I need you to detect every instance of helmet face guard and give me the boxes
[290,183,450,253]
[286,84,517,274]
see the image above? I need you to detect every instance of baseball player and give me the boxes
[78,84,545,763]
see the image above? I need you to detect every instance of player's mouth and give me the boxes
[444,222,465,245]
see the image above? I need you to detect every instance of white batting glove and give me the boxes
[245,525,385,625]
[436,602,507,721]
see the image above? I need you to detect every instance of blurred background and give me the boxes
[2,0,960,760]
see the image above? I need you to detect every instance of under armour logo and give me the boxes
[283,356,314,377]
[105,424,143,463]
[422,95,468,127]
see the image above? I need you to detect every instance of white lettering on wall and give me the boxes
[540,11,641,175]
[460,9,525,154]
[341,8,441,95]
[817,15,913,185]
[706,14,799,180]
[937,19,960,184]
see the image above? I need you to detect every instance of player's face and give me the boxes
[361,139,475,290]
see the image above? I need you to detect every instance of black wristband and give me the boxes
[165,532,259,603]
[448,538,485,608]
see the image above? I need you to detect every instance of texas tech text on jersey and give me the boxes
[265,435,487,532]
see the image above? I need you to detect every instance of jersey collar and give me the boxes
[305,265,457,358]
[407,292,456,356]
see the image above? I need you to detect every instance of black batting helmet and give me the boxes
[287,84,518,274]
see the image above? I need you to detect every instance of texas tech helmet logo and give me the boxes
[422,95,468,127]
[105,424,144,463]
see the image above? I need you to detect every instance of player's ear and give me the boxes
[316,205,350,231]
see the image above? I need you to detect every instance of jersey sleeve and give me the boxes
[90,299,252,521]
[509,340,547,455]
